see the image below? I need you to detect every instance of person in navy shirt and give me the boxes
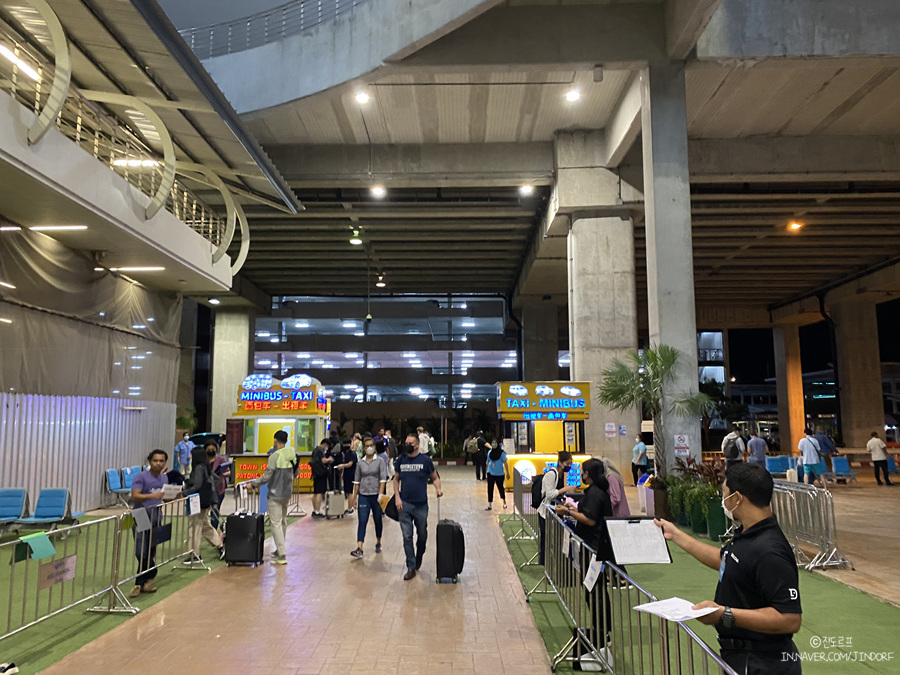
[393,433,442,580]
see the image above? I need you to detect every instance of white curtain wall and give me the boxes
[0,394,175,512]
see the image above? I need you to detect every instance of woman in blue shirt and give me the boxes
[485,441,510,511]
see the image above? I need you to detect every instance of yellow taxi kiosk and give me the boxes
[497,381,592,491]
[226,373,330,492]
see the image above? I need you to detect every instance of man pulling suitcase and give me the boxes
[393,433,443,581]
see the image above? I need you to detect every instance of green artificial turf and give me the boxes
[499,515,900,674]
[0,514,300,674]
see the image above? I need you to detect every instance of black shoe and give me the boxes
[404,568,416,581]
[415,554,423,570]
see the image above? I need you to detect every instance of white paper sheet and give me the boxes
[607,518,671,565]
[562,527,571,559]
[188,494,201,516]
[633,597,719,622]
[583,558,604,592]
[161,484,182,501]
[132,507,151,533]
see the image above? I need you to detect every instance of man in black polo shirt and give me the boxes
[655,463,802,674]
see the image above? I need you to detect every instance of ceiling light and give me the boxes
[270,364,279,369]
[208,298,220,305]
[130,366,143,370]
[730,376,737,383]
[461,321,475,328]
[355,91,370,104]
[345,353,360,359]
[463,351,475,357]
[113,361,122,366]
[788,221,803,231]
[29,225,87,231]
[323,364,335,369]
[349,230,363,245]
[0,45,40,81]
[0,317,12,324]
[565,89,581,102]
[340,394,351,400]
[270,337,279,343]
[343,384,358,389]
[343,321,357,328]
[418,394,429,399]
[509,351,517,357]
[403,352,417,358]
[356,359,364,365]
[409,387,422,395]
[112,389,120,394]
[355,387,364,393]
[376,275,386,288]
[519,185,534,196]
[132,355,146,360]
[461,335,468,342]
[258,360,272,365]
[132,324,146,329]
[462,383,476,389]
[354,331,365,337]
[325,389,334,395]
[0,226,22,232]
[112,158,159,167]
[147,317,154,322]
[0,280,15,289]
[370,186,386,198]
[296,353,311,359]
[257,332,271,338]
[294,321,309,328]
[312,359,324,365]
[101,266,165,272]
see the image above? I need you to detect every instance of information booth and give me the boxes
[226,373,330,493]
[497,381,592,491]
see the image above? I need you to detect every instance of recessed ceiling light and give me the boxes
[257,332,271,338]
[788,221,803,231]
[355,91,370,104]
[270,337,279,343]
[312,359,324,365]
[356,359,365,365]
[258,360,272,365]
[354,331,365,337]
[403,352,417,358]
[323,364,335,369]
[0,225,22,232]
[565,89,581,102]
[345,353,360,359]
[376,275,386,288]
[296,353,311,359]
[106,266,165,272]
[461,321,475,328]
[30,225,88,231]
[0,45,40,80]
[0,317,13,324]
[132,324,146,329]
[343,384,358,389]
[0,280,15,289]
[294,321,309,328]
[208,298,220,305]
[343,321,357,328]
[371,186,386,198]
[519,185,534,196]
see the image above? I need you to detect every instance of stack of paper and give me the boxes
[633,597,719,622]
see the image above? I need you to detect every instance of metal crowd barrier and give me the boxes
[0,495,209,643]
[233,480,308,517]
[542,511,737,674]
[772,480,852,571]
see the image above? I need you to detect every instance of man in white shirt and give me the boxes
[537,451,577,565]
[867,432,893,486]
[721,425,746,467]
[798,428,823,487]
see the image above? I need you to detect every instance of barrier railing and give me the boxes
[181,0,371,60]
[772,480,852,571]
[0,22,225,247]
[0,495,213,642]
[506,469,537,542]
[233,480,262,514]
[542,511,737,674]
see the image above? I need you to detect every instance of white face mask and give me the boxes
[365,446,375,456]
[183,436,189,441]
[721,492,739,521]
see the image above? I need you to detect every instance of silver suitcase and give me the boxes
[325,490,345,518]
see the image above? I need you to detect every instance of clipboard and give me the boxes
[606,517,672,565]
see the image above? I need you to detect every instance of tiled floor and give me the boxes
[41,466,552,675]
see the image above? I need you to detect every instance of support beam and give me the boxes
[602,73,643,168]
[666,0,724,59]
[522,303,560,381]
[211,310,254,432]
[773,324,806,456]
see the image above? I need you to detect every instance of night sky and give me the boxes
[727,297,900,383]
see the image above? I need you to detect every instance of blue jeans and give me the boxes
[398,501,428,571]
[357,493,383,543]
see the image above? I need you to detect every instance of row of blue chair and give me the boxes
[105,466,141,507]
[766,454,868,485]
[0,488,84,534]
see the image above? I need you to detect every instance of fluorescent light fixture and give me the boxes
[367,363,377,369]
[0,226,22,232]
[355,387,364,393]
[343,321,357,328]
[0,317,12,324]
[343,384,358,389]
[345,353,360,359]
[418,394,429,399]
[312,359,325,365]
[461,321,475,328]
[112,158,159,167]
[356,360,365,365]
[30,225,87,231]
[519,185,534,196]
[132,324,146,329]
[98,266,165,272]
[147,317,154,322]
[462,383,476,389]
[296,353,311,359]
[323,364,335,369]
[208,298,220,305]
[128,386,141,390]
[340,394,351,400]
[354,331,365,337]
[112,390,120,394]
[0,280,15,289]
[460,303,467,309]
[294,322,309,328]
[355,91,370,104]
[403,352,417,358]
[130,366,143,370]
[128,392,140,396]
[270,337,279,343]
[258,360,272,365]
[270,364,279,369]
[509,351,517,357]
[146,351,152,355]
[257,332,271,338]
[113,361,122,366]
[565,89,581,102]
[126,346,137,350]
[0,45,40,80]
[370,186,386,198]
[132,355,146,360]
[462,351,475,357]
[409,387,423,395]
[461,336,468,342]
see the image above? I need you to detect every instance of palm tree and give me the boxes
[597,344,713,477]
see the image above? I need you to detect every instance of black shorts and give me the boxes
[344,476,354,495]
[313,476,328,494]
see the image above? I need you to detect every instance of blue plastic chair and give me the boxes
[106,468,131,507]
[828,456,859,485]
[122,466,140,489]
[888,457,897,475]
[15,488,85,530]
[0,488,29,533]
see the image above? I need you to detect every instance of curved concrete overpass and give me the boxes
[200,0,503,114]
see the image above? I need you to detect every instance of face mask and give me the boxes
[404,443,416,454]
[365,446,375,456]
[183,436,189,441]
[721,492,739,521]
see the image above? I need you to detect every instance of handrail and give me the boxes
[180,0,371,60]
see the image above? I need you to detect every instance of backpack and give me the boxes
[531,469,557,510]
[723,436,740,459]
[466,438,478,454]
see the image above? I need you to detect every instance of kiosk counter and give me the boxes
[503,453,592,492]
[225,373,331,493]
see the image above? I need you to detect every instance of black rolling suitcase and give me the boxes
[224,512,265,566]
[435,498,465,583]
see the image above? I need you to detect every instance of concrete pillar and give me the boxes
[640,61,701,469]
[832,300,884,448]
[211,310,254,433]
[176,299,198,421]
[773,324,806,455]
[522,303,560,381]
[568,216,640,471]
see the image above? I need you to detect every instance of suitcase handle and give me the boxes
[437,494,441,521]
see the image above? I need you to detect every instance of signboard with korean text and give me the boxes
[497,382,591,421]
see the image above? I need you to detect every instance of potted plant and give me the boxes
[698,459,728,541]
[684,481,719,534]
[666,474,690,526]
